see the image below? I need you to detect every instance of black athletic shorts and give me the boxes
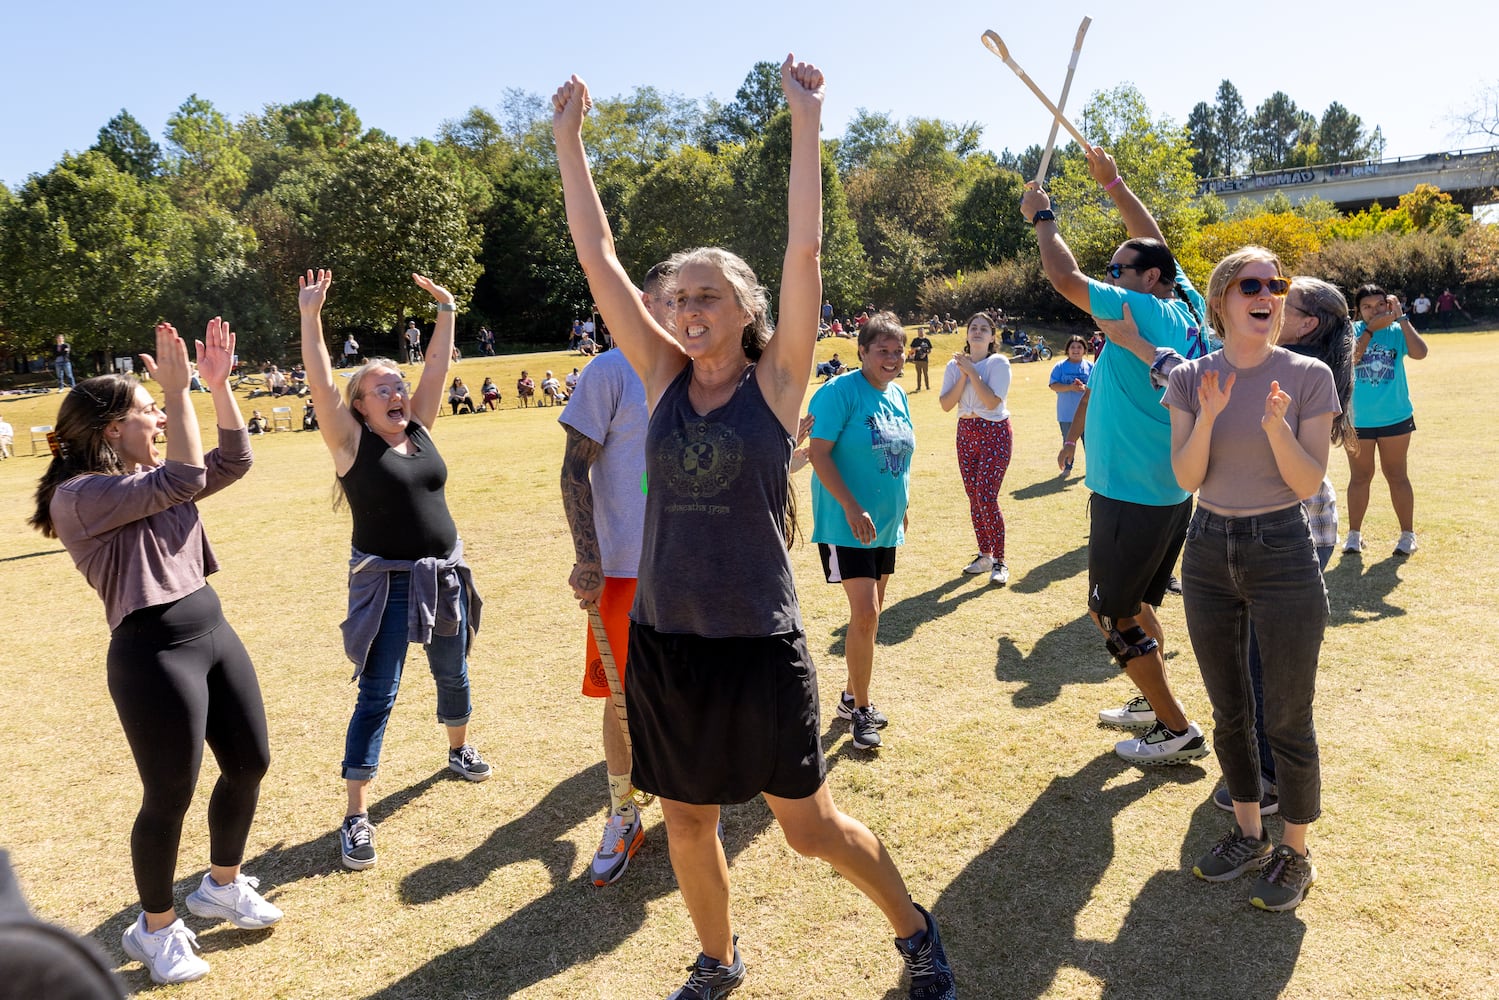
[818,543,897,583]
[1087,494,1193,620]
[624,622,826,805]
[1353,416,1416,439]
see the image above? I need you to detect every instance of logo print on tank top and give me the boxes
[660,419,745,499]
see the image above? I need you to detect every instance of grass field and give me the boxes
[2,330,1496,999]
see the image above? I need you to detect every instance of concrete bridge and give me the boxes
[1197,146,1499,213]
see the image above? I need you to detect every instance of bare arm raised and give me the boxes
[298,269,363,475]
[553,76,684,407]
[408,274,457,428]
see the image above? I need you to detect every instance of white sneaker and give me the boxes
[121,914,210,984]
[1394,531,1418,556]
[1115,721,1209,766]
[591,810,644,887]
[185,872,284,929]
[1099,695,1156,730]
[1342,530,1364,554]
[989,563,1010,586]
[963,554,994,575]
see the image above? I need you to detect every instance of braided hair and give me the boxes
[1287,277,1356,448]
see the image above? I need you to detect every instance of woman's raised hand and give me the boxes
[1261,379,1292,431]
[1198,369,1236,421]
[195,317,236,387]
[142,323,192,393]
[299,269,333,313]
[552,75,592,136]
[413,273,455,306]
[780,54,825,112]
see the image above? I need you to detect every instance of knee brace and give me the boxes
[1102,618,1159,668]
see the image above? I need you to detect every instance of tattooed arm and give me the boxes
[561,425,606,608]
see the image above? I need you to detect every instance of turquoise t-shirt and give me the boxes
[1084,269,1212,506]
[808,371,915,548]
[1351,320,1414,427]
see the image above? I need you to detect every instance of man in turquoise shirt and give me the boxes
[1021,145,1210,769]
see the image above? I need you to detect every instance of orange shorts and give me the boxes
[583,576,637,698]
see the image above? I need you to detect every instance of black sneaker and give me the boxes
[895,902,957,999]
[851,707,883,750]
[1250,845,1317,911]
[666,937,745,999]
[1212,782,1279,816]
[837,692,888,728]
[448,743,492,782]
[1193,825,1273,882]
[340,814,377,871]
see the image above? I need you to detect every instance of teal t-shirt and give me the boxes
[1084,269,1212,506]
[1350,320,1414,427]
[808,371,915,548]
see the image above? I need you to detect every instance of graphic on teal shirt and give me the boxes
[1357,344,1399,387]
[866,411,914,477]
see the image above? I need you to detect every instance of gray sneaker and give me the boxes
[448,743,492,782]
[667,936,745,999]
[851,707,883,750]
[1250,845,1317,911]
[1193,826,1273,882]
[1212,782,1279,816]
[837,692,888,728]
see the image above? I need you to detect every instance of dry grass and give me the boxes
[1,332,1496,999]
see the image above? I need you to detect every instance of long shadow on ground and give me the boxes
[1323,552,1405,625]
[89,770,449,992]
[881,752,1303,999]
[826,574,993,657]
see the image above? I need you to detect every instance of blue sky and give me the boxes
[3,0,1494,189]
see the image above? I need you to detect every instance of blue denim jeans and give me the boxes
[341,572,472,780]
[55,359,75,389]
[1247,544,1333,785]
[1181,505,1327,825]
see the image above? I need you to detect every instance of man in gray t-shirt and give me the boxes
[558,262,675,888]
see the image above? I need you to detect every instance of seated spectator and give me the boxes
[289,363,309,396]
[188,363,206,393]
[248,410,269,435]
[266,365,289,396]
[541,370,567,405]
[302,399,318,431]
[577,333,597,356]
[451,345,463,363]
[0,414,13,459]
[449,377,477,414]
[565,367,581,394]
[517,370,536,407]
[480,377,501,411]
[817,353,846,380]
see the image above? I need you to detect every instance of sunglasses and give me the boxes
[1233,277,1291,297]
[366,381,412,401]
[1104,263,1145,279]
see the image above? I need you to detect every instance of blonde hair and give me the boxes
[1206,245,1285,342]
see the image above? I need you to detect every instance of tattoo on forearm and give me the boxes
[561,427,603,565]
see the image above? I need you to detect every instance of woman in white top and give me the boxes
[939,311,1014,585]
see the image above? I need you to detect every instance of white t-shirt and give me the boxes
[941,353,1012,421]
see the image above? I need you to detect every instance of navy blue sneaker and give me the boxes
[895,903,957,999]
[667,936,745,999]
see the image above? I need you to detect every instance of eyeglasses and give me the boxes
[1104,263,1145,279]
[1233,277,1291,297]
[365,381,411,401]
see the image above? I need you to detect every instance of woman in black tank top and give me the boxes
[554,58,957,999]
[298,270,491,873]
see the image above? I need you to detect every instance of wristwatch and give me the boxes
[436,302,458,312]
[1030,209,1056,226]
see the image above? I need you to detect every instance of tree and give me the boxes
[702,61,785,150]
[837,109,900,176]
[307,144,482,345]
[165,94,251,208]
[0,152,186,363]
[1318,102,1369,163]
[1451,80,1499,141]
[1214,81,1249,175]
[1248,92,1302,170]
[948,164,1030,271]
[91,110,161,181]
[1186,101,1224,178]
[1189,212,1325,276]
[622,146,738,278]
[277,94,363,155]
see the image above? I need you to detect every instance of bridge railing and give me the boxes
[1196,144,1499,198]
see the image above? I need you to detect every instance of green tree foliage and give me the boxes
[307,144,482,346]
[1189,212,1325,276]
[1248,92,1304,170]
[703,61,785,150]
[948,163,1029,271]
[1049,85,1202,280]
[0,152,186,361]
[1214,81,1249,175]
[1186,102,1224,178]
[165,95,251,208]
[91,110,161,181]
[1303,229,1464,296]
[622,146,738,278]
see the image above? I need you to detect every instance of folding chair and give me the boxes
[270,407,293,432]
[30,425,53,456]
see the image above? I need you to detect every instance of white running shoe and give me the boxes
[990,563,1010,586]
[1342,530,1364,554]
[1098,695,1156,730]
[185,872,283,929]
[1394,531,1418,556]
[963,554,994,575]
[591,810,645,887]
[121,914,210,985]
[1115,721,1209,766]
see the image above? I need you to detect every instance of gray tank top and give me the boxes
[633,363,802,637]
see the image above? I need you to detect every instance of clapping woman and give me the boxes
[939,311,1014,585]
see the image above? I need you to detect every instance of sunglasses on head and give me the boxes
[1104,263,1145,279]
[1233,276,1291,297]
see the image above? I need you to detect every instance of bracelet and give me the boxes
[1397,314,1409,324]
[1103,175,1124,191]
[436,302,457,313]
[1062,440,1077,448]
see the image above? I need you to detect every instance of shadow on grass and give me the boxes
[90,770,449,991]
[882,752,1302,999]
[826,575,994,658]
[1010,472,1084,502]
[1324,552,1406,624]
[0,548,66,563]
[994,613,1113,708]
[1009,542,1088,595]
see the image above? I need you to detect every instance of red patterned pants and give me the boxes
[956,417,1013,561]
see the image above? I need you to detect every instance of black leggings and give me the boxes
[107,586,270,913]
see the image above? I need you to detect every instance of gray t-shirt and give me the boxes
[1164,347,1339,514]
[557,350,648,578]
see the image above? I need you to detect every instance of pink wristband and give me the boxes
[1103,175,1124,191]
